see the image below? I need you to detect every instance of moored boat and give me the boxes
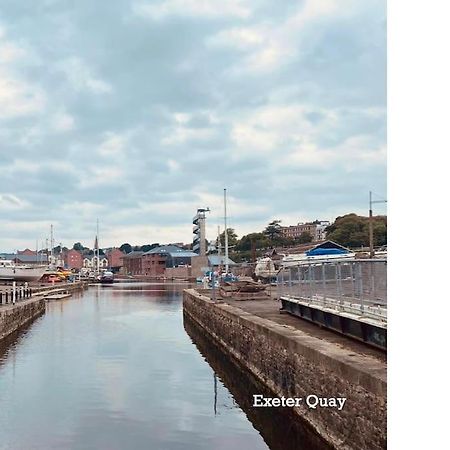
[98,270,114,284]
[0,259,47,282]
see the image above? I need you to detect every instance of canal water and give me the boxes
[0,283,326,450]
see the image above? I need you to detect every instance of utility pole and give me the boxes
[369,191,387,258]
[224,188,229,274]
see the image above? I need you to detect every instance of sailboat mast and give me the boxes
[96,219,100,274]
[50,224,54,266]
[224,189,229,274]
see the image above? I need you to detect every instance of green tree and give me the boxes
[325,214,387,248]
[218,228,238,248]
[119,243,133,254]
[263,220,283,241]
[235,232,269,251]
[296,232,313,244]
[73,242,87,251]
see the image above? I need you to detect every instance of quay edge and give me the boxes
[0,296,45,342]
[183,288,387,450]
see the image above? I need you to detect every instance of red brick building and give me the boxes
[106,248,124,271]
[142,253,166,277]
[63,249,83,269]
[122,251,144,275]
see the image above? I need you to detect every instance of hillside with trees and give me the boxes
[325,214,387,248]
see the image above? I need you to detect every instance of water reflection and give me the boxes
[0,283,271,450]
[183,313,332,450]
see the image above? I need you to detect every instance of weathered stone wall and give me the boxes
[0,297,46,341]
[183,289,387,450]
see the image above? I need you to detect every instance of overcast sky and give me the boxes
[0,0,386,252]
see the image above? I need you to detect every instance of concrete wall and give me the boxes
[0,297,45,341]
[183,289,386,450]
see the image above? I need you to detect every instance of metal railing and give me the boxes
[277,259,387,320]
[0,283,33,306]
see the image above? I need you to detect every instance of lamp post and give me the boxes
[369,191,387,258]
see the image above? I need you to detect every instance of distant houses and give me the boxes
[280,220,330,242]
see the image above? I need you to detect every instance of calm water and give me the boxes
[1,282,329,450]
[0,283,271,450]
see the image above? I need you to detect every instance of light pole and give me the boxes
[369,191,387,258]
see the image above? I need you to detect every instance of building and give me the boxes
[314,221,330,241]
[0,251,49,265]
[122,251,144,275]
[142,253,167,277]
[280,220,331,242]
[63,249,83,270]
[142,245,198,276]
[193,208,209,255]
[106,248,124,272]
[83,254,109,270]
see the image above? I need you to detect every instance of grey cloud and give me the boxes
[0,0,386,250]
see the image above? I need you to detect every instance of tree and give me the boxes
[218,228,238,248]
[235,233,269,251]
[73,242,87,251]
[325,214,387,248]
[263,220,283,241]
[296,232,313,244]
[119,243,133,254]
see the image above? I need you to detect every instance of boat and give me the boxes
[98,270,114,284]
[254,257,278,283]
[0,259,48,282]
[281,240,356,267]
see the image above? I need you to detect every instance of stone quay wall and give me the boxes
[0,297,46,341]
[183,288,387,450]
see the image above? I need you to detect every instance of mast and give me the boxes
[96,219,100,274]
[217,226,221,256]
[224,188,229,273]
[50,224,54,266]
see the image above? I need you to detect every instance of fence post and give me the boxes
[12,281,16,305]
[288,268,292,298]
[358,263,364,313]
[321,263,326,302]
[337,262,343,307]
[350,262,355,303]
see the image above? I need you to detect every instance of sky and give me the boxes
[0,0,386,252]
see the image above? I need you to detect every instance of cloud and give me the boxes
[132,0,252,20]
[0,0,386,251]
[0,193,29,210]
[56,57,112,94]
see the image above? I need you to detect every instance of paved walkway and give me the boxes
[199,287,386,363]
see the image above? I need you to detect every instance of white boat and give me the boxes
[281,240,356,267]
[282,252,355,267]
[254,257,278,282]
[0,259,47,282]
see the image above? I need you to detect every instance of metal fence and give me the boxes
[0,285,33,305]
[277,259,387,319]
